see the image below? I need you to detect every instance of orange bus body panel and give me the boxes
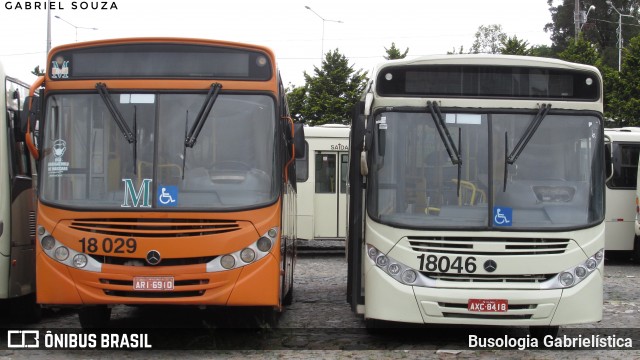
[34,37,292,310]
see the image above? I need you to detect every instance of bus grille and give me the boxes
[69,218,240,238]
[89,255,216,266]
[421,272,555,283]
[28,211,37,239]
[408,237,570,256]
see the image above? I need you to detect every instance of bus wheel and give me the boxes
[634,236,640,263]
[256,306,279,329]
[365,318,387,334]
[529,325,559,341]
[16,293,42,324]
[78,306,111,328]
[283,275,294,306]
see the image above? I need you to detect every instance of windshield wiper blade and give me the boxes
[427,101,462,196]
[185,83,222,148]
[181,110,189,180]
[507,104,551,165]
[503,104,551,192]
[96,83,135,144]
[428,101,461,165]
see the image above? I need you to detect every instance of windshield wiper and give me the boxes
[181,110,189,180]
[96,83,135,144]
[503,103,552,191]
[185,83,222,148]
[427,101,462,196]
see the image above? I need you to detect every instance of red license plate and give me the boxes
[133,276,174,291]
[468,299,508,312]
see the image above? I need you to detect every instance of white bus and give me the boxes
[296,124,350,246]
[602,128,640,259]
[347,55,605,337]
[0,62,39,321]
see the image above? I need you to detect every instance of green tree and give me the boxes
[470,24,507,54]
[558,36,599,66]
[614,35,640,125]
[529,44,556,58]
[286,84,306,123]
[500,35,531,55]
[545,0,640,68]
[384,42,409,60]
[287,49,368,126]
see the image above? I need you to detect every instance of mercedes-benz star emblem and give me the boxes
[483,260,497,273]
[146,250,161,266]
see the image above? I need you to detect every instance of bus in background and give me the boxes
[347,55,605,337]
[296,124,349,250]
[23,38,305,328]
[636,148,640,261]
[604,128,640,258]
[0,62,39,321]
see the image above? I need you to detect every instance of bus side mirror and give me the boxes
[22,95,41,160]
[293,122,305,159]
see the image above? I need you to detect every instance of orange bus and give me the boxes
[23,38,305,328]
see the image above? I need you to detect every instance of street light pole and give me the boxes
[606,0,634,71]
[305,6,342,61]
[54,15,98,43]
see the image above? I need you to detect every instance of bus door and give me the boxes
[313,151,348,238]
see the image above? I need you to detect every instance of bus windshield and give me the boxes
[40,92,276,209]
[368,110,604,230]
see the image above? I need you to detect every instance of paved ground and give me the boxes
[0,252,639,359]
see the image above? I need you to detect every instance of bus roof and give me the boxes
[303,124,350,139]
[605,127,640,141]
[374,54,600,73]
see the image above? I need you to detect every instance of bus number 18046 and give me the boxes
[417,254,477,274]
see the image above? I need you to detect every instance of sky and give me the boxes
[0,0,559,87]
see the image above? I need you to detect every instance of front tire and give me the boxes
[529,325,559,342]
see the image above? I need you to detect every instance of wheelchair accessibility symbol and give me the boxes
[158,186,178,207]
[493,206,512,226]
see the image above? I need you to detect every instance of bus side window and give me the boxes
[296,141,309,182]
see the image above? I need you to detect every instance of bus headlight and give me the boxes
[256,237,272,252]
[41,236,56,250]
[220,255,236,270]
[54,246,70,261]
[559,272,574,287]
[206,227,279,272]
[375,254,389,268]
[365,244,435,287]
[240,248,256,263]
[401,269,418,284]
[541,248,604,289]
[73,254,88,268]
[388,263,401,275]
[37,229,102,272]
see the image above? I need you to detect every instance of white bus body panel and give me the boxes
[604,128,640,251]
[296,125,349,241]
[364,217,604,325]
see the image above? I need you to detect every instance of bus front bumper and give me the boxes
[364,265,603,326]
[36,251,280,307]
